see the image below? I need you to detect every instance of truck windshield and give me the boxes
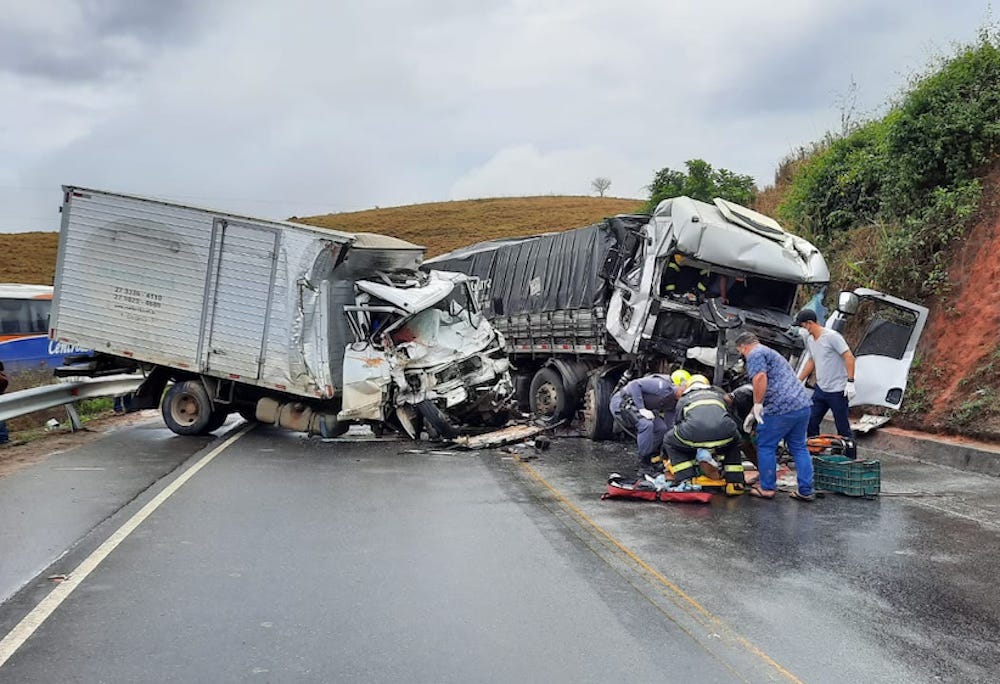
[431,283,474,323]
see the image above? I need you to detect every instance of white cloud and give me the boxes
[0,0,992,232]
[450,144,645,199]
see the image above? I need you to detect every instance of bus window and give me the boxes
[0,298,50,335]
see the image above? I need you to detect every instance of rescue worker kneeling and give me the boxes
[609,372,684,477]
[663,376,746,495]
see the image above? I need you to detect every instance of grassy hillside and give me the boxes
[0,196,644,284]
[0,232,60,285]
[294,195,644,256]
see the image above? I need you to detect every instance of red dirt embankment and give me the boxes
[915,168,1000,435]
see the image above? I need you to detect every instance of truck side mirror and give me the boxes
[838,291,860,315]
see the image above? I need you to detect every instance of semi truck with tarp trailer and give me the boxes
[427,196,927,439]
[49,186,512,438]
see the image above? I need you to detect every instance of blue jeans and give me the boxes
[0,420,8,444]
[757,405,813,496]
[808,388,856,458]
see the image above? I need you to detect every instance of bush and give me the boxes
[777,27,1000,303]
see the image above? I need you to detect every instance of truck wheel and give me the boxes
[582,373,616,441]
[529,367,572,425]
[415,400,459,439]
[162,381,214,436]
[204,408,230,433]
[237,405,259,423]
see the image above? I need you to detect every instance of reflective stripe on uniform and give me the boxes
[672,459,697,471]
[724,464,744,472]
[682,399,727,416]
[674,434,734,449]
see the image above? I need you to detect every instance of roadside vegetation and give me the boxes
[770,27,1000,301]
[643,159,756,212]
[762,25,1000,436]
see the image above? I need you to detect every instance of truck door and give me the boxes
[605,241,656,353]
[830,288,929,410]
[338,305,395,421]
[203,220,279,380]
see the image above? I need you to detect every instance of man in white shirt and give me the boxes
[794,309,858,459]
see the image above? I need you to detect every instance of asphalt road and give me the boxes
[1,420,999,683]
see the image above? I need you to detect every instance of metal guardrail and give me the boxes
[0,376,144,422]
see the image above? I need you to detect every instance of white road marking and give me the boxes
[0,424,254,669]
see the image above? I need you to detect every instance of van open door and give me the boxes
[827,288,929,410]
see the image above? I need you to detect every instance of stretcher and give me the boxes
[602,474,713,504]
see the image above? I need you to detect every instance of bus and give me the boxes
[0,284,89,374]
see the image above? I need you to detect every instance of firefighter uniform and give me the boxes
[664,385,746,494]
[662,256,710,299]
[609,374,679,474]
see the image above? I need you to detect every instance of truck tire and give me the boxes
[204,408,230,433]
[415,400,459,439]
[237,406,259,424]
[529,367,572,425]
[582,372,616,441]
[162,380,215,436]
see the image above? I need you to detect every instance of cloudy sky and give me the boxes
[0,0,992,233]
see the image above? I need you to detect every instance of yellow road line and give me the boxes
[0,424,254,669]
[517,460,804,684]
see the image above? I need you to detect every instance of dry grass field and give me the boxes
[0,196,644,284]
[0,232,60,285]
[294,195,645,255]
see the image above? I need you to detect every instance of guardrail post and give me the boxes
[65,403,83,431]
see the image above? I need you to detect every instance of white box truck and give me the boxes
[50,187,512,438]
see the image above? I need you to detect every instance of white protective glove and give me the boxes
[742,403,764,433]
[638,408,654,420]
[844,380,857,401]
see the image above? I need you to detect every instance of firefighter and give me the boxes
[663,375,746,495]
[662,254,710,301]
[609,373,682,477]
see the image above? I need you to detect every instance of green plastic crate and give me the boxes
[812,455,881,497]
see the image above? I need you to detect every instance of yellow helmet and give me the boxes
[670,369,692,387]
[684,374,711,393]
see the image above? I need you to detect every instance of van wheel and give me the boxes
[415,400,458,439]
[582,373,616,441]
[162,381,214,436]
[529,367,572,425]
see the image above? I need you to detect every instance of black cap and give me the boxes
[794,309,818,326]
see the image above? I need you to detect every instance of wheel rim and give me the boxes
[534,382,559,417]
[170,391,202,427]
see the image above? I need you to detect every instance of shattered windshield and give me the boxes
[390,283,476,348]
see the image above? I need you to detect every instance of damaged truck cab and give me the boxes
[50,187,511,438]
[602,196,830,383]
[428,195,927,439]
[341,270,512,436]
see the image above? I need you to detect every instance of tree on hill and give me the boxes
[644,159,756,212]
[591,177,612,197]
